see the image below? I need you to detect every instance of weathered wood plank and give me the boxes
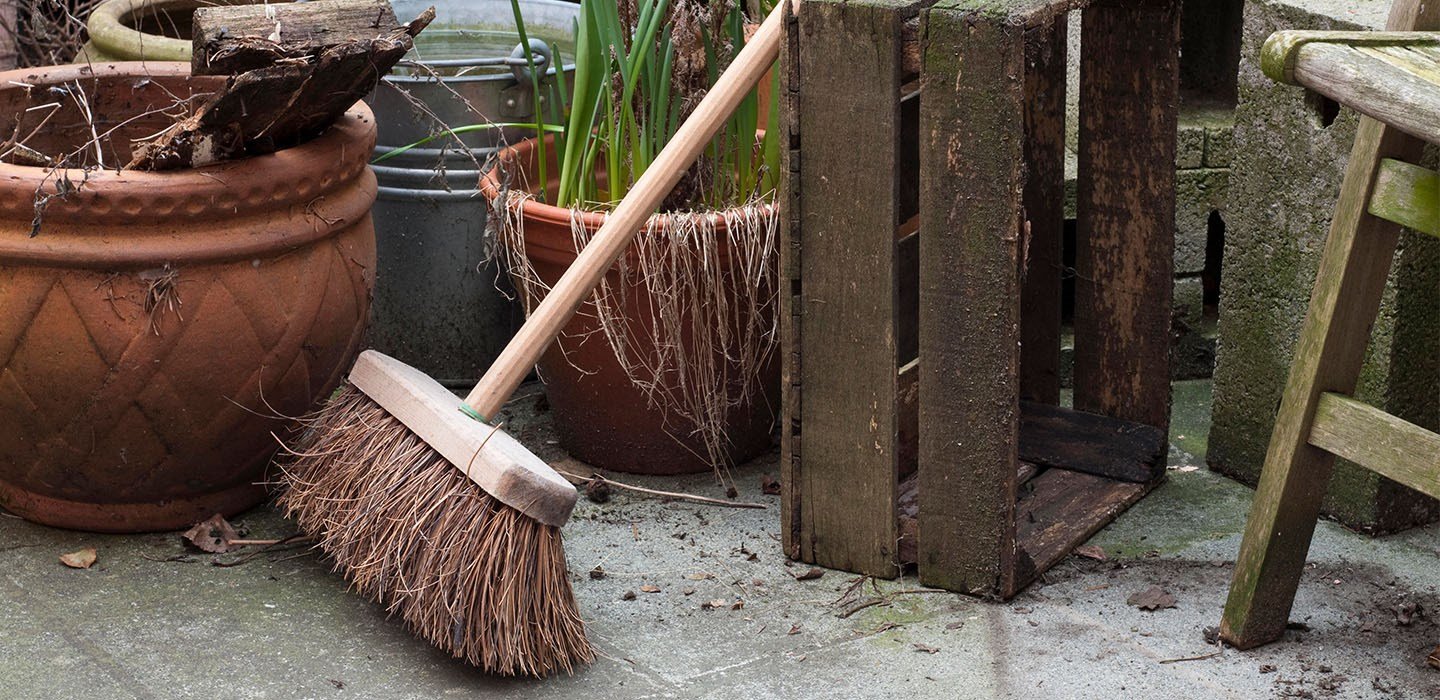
[1221,0,1440,651]
[1014,469,1152,596]
[1019,400,1167,483]
[917,2,1026,596]
[192,0,400,75]
[1280,41,1440,148]
[897,461,1041,566]
[1309,393,1440,505]
[791,0,918,578]
[1019,16,1066,404]
[1072,0,1179,430]
[1368,158,1440,237]
[779,0,803,561]
[898,366,1167,483]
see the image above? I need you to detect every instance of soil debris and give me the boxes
[589,565,606,580]
[584,477,612,504]
[622,590,637,601]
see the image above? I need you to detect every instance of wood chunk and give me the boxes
[193,0,401,76]
[1018,401,1167,483]
[129,2,433,170]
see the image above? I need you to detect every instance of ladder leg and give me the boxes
[1220,115,1417,649]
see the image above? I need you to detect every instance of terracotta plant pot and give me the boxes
[480,137,778,475]
[0,63,377,532]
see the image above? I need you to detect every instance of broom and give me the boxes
[275,2,787,678]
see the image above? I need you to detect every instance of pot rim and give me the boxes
[478,135,776,247]
[0,62,377,267]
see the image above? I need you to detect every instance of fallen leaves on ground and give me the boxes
[621,590,637,601]
[792,567,824,581]
[1074,544,1107,561]
[59,548,97,569]
[182,514,242,553]
[589,565,606,580]
[640,584,661,593]
[913,643,940,654]
[685,572,714,581]
[1127,586,1177,611]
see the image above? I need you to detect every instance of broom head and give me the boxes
[276,351,591,677]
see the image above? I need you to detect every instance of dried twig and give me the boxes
[554,469,766,509]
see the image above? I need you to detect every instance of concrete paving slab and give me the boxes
[3,379,1439,699]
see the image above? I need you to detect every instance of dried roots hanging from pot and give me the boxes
[493,191,779,483]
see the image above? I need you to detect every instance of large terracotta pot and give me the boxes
[480,137,778,475]
[0,63,377,532]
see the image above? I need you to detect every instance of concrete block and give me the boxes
[1174,168,1228,274]
[1205,126,1234,167]
[1172,275,1217,380]
[1176,125,1206,170]
[1208,0,1440,533]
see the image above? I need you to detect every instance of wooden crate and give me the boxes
[779,0,1181,598]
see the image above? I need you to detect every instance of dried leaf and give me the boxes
[874,622,901,634]
[621,590,637,601]
[686,572,714,581]
[1427,645,1440,670]
[1127,586,1177,611]
[682,587,696,596]
[788,624,801,635]
[59,548,96,569]
[702,599,728,610]
[640,584,661,593]
[912,643,940,654]
[761,475,781,495]
[730,600,745,610]
[182,514,242,553]
[1074,544,1107,561]
[792,567,824,581]
[945,620,965,631]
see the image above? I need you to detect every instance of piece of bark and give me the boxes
[192,0,401,76]
[129,3,433,171]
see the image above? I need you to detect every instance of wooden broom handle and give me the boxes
[463,2,787,420]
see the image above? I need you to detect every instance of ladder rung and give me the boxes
[1370,159,1440,238]
[1308,392,1440,497]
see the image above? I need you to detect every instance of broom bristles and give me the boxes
[276,386,594,677]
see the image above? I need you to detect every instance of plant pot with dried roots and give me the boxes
[0,62,377,532]
[480,135,780,477]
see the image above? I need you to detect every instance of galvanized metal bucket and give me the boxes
[367,0,577,387]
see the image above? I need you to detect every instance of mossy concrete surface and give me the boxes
[4,380,1440,698]
[1208,0,1440,533]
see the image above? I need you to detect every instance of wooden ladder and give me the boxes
[1221,0,1440,649]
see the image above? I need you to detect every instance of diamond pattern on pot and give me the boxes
[0,226,371,504]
